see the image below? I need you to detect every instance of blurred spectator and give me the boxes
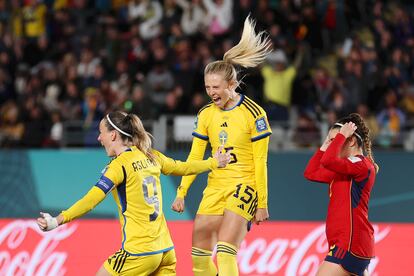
[145,61,174,115]
[312,67,333,111]
[126,84,154,120]
[22,0,47,41]
[377,90,406,147]
[203,0,233,37]
[60,81,82,120]
[43,110,63,147]
[401,84,414,120]
[357,104,380,141]
[77,48,100,81]
[0,1,412,149]
[21,104,48,147]
[0,101,24,147]
[176,0,207,36]
[261,48,303,122]
[128,0,163,40]
[292,112,320,147]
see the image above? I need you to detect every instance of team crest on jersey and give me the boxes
[255,117,268,132]
[219,130,228,145]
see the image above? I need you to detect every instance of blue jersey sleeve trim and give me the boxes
[122,246,175,256]
[192,132,209,140]
[251,132,272,142]
[95,175,115,194]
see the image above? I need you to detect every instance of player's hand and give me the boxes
[320,133,332,151]
[37,212,59,231]
[214,145,231,168]
[171,197,185,213]
[339,122,357,138]
[253,208,269,225]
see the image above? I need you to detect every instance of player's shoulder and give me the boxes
[197,102,214,116]
[347,156,363,163]
[240,95,266,119]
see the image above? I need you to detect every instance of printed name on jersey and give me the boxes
[255,117,268,132]
[348,156,362,163]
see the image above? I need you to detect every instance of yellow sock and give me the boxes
[216,241,238,276]
[191,247,217,276]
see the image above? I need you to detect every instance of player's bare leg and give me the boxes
[192,214,222,249]
[316,261,350,276]
[216,210,249,276]
[96,265,111,276]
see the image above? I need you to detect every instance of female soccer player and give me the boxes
[36,111,231,276]
[304,113,379,276]
[171,16,272,275]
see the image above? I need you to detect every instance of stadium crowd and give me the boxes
[0,0,413,148]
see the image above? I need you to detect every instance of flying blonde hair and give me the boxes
[204,15,273,84]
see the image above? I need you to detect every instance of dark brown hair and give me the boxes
[332,113,379,172]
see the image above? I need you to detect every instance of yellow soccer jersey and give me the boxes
[61,146,218,256]
[179,95,272,207]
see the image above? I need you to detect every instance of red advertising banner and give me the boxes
[0,220,412,275]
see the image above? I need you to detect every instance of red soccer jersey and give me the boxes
[304,133,376,258]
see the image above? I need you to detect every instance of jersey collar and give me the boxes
[222,94,244,111]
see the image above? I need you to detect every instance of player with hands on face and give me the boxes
[304,113,379,276]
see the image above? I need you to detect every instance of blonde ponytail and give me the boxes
[223,16,273,68]
[204,16,272,84]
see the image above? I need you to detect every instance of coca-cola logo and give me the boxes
[0,220,77,276]
[0,220,396,276]
[238,224,390,276]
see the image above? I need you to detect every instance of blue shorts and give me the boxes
[325,245,371,276]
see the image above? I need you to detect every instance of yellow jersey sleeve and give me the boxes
[245,100,271,208]
[176,137,208,198]
[252,136,270,208]
[192,103,212,141]
[61,186,106,223]
[61,159,125,223]
[251,113,272,142]
[154,150,217,176]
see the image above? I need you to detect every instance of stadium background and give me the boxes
[1,0,414,275]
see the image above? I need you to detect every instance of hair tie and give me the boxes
[106,114,132,137]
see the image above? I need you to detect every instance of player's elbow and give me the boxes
[303,170,316,182]
[320,157,334,169]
